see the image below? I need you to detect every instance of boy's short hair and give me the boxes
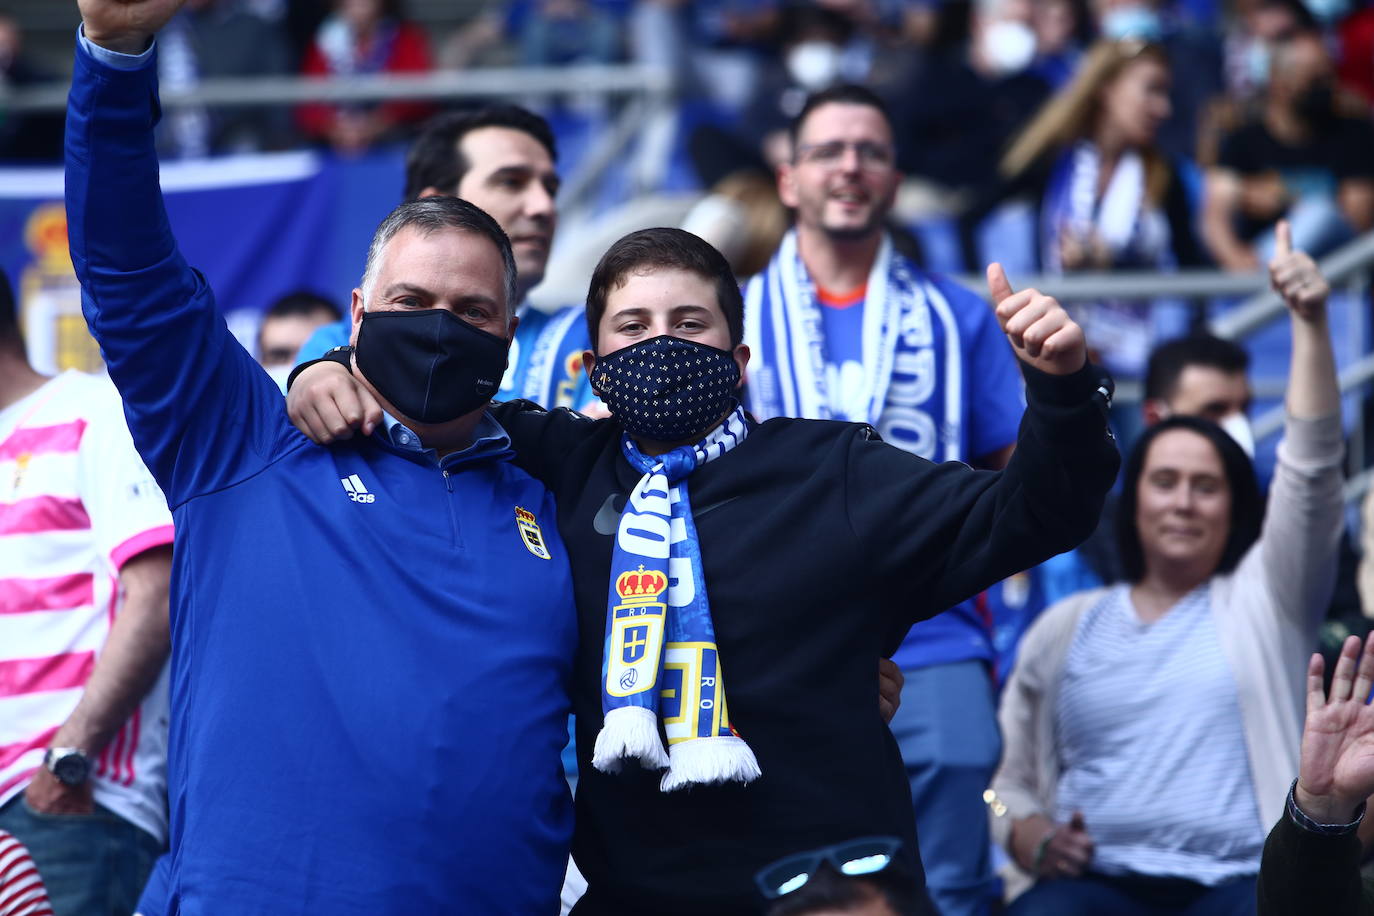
[585,227,744,350]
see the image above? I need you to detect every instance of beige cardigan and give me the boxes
[987,412,1346,889]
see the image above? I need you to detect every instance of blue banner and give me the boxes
[0,148,403,373]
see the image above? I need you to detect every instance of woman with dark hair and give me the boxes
[985,226,1345,915]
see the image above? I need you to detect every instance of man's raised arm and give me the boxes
[67,0,290,505]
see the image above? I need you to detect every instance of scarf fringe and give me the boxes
[659,736,762,792]
[592,705,669,774]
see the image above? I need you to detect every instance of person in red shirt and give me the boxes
[297,0,435,154]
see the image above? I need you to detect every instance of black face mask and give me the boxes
[354,309,507,425]
[591,335,741,442]
[1296,82,1336,127]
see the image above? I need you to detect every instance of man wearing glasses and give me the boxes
[744,85,1025,916]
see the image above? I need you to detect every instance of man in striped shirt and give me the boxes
[0,268,174,913]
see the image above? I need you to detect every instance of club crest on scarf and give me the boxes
[607,567,668,693]
[592,406,761,791]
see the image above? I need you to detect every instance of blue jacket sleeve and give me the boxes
[65,38,294,508]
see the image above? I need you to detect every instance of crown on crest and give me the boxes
[515,507,536,523]
[616,566,668,603]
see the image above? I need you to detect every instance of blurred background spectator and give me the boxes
[297,0,436,154]
[156,0,292,158]
[1203,30,1374,270]
[973,39,1204,376]
[0,13,64,161]
[256,290,343,388]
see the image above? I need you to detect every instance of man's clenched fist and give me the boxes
[78,0,185,55]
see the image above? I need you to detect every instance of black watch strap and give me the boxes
[285,346,354,392]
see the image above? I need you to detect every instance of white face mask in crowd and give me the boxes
[1217,411,1256,459]
[1101,4,1164,40]
[786,41,845,91]
[979,20,1037,76]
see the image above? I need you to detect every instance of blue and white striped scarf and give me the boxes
[593,406,761,791]
[743,229,965,462]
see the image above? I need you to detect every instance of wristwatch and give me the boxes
[42,747,91,787]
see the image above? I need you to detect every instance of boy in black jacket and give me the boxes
[289,228,1119,914]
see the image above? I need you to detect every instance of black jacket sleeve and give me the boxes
[490,399,612,492]
[1257,812,1367,916]
[844,361,1119,640]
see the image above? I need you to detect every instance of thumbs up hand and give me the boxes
[987,263,1087,376]
[1268,220,1328,323]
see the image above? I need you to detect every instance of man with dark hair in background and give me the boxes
[744,82,1025,916]
[299,104,598,411]
[1143,334,1254,446]
[257,290,341,387]
[0,261,175,912]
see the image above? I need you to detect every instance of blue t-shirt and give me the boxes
[817,286,869,420]
[298,303,597,411]
[69,41,576,912]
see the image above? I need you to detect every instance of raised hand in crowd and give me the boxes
[1268,219,1339,421]
[1296,635,1374,827]
[986,263,1087,376]
[1268,220,1330,324]
[1256,635,1374,916]
[76,0,185,53]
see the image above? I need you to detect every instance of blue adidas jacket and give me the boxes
[66,38,576,913]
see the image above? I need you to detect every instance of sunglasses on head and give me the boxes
[754,836,904,900]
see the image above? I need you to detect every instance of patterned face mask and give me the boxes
[591,335,741,443]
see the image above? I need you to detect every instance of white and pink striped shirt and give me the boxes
[0,830,51,916]
[0,371,174,843]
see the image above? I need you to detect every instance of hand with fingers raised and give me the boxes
[1297,634,1374,825]
[986,263,1087,376]
[1268,219,1329,324]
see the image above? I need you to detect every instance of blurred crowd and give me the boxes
[3,2,1374,914]
[3,0,1372,280]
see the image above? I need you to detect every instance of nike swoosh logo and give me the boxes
[591,491,743,536]
[592,492,626,535]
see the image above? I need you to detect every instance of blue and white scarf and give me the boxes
[1042,142,1175,376]
[594,406,760,791]
[743,229,965,462]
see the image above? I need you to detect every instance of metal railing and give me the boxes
[0,66,676,111]
[953,231,1374,500]
[0,65,678,213]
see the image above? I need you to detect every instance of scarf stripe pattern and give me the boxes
[743,229,965,462]
[593,406,761,791]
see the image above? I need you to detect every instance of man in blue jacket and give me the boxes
[66,1,576,910]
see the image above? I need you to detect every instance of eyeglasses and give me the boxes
[794,140,895,171]
[754,836,904,899]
